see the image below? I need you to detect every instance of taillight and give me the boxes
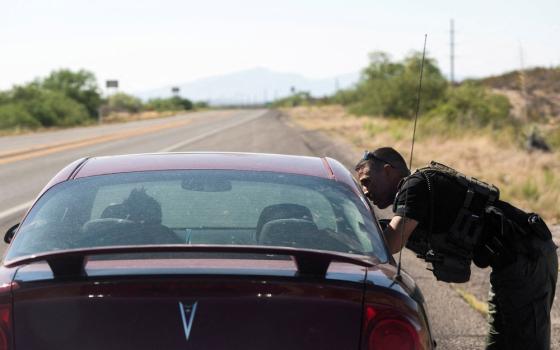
[364,305,425,350]
[0,304,10,350]
[0,282,14,350]
[368,318,419,350]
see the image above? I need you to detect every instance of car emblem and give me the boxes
[179,301,198,341]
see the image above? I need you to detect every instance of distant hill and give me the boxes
[471,67,560,120]
[135,68,359,106]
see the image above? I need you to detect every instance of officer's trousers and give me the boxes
[486,245,558,350]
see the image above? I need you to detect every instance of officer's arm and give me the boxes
[383,215,418,255]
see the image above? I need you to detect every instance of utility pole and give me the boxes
[450,19,455,84]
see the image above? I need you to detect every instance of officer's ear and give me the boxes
[384,163,402,182]
[382,163,393,175]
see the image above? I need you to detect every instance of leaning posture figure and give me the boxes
[356,147,558,350]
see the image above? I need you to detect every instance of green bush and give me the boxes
[145,96,193,112]
[331,88,360,105]
[348,51,448,118]
[0,103,41,129]
[174,96,193,110]
[426,82,511,128]
[544,126,560,150]
[41,69,101,118]
[108,92,143,113]
[194,101,209,109]
[11,85,90,127]
[272,92,313,107]
[0,91,9,105]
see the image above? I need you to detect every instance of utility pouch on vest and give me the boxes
[429,161,500,252]
[422,249,471,283]
[404,161,501,282]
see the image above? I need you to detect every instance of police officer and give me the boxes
[355,146,558,350]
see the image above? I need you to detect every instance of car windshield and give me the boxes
[6,170,387,261]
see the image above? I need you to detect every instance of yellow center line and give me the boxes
[0,119,192,165]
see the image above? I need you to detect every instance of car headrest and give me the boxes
[258,218,319,248]
[101,204,128,219]
[121,189,162,225]
[81,218,134,236]
[255,203,314,241]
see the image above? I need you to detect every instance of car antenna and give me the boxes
[395,34,428,282]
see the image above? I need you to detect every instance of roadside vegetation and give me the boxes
[0,69,200,134]
[278,52,560,222]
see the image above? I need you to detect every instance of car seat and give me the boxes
[255,203,314,242]
[82,189,181,245]
[258,218,321,249]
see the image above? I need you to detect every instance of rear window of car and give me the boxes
[7,170,387,261]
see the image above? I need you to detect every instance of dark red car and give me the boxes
[1,152,434,350]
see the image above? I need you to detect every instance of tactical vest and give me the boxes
[397,161,500,283]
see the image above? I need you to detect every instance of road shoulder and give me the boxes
[279,111,489,349]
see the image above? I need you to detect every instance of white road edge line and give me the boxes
[1,110,273,224]
[158,110,270,152]
[0,200,35,222]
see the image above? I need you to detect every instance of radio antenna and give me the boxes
[396,34,428,280]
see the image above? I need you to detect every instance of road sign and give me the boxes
[106,80,119,88]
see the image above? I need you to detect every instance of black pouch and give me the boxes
[430,255,472,283]
[476,206,518,268]
[527,214,552,241]
[423,249,472,283]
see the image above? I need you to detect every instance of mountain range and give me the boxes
[135,68,360,105]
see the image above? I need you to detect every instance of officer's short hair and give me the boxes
[355,147,410,177]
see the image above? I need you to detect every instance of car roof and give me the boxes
[78,151,364,184]
[40,153,362,199]
[75,152,332,178]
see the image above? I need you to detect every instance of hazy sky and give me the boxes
[1,0,558,92]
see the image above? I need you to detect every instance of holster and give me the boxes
[475,204,553,270]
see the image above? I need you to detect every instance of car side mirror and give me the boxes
[4,223,19,244]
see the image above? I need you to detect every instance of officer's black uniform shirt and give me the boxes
[393,170,465,235]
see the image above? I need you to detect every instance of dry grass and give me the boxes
[453,286,489,317]
[0,111,183,137]
[283,105,560,223]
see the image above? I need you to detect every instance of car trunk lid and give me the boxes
[12,258,368,350]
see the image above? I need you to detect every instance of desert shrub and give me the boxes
[173,96,193,110]
[145,97,193,111]
[348,51,448,118]
[426,82,511,128]
[194,101,209,109]
[0,103,41,129]
[521,179,540,201]
[331,88,360,105]
[11,85,90,127]
[108,92,144,113]
[0,91,9,104]
[41,69,101,118]
[544,126,560,150]
[272,92,314,107]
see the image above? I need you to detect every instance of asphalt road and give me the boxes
[0,109,557,349]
